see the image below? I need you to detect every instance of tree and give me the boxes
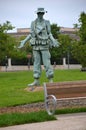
[50,24,61,63]
[58,34,72,57]
[0,21,14,63]
[0,21,14,33]
[0,21,26,65]
[72,41,86,68]
[79,12,86,45]
[51,24,60,39]
[50,24,73,64]
[72,12,86,70]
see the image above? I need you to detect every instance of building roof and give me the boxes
[8,27,79,40]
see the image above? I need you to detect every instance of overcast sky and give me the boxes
[0,0,86,32]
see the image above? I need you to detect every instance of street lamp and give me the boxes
[27,54,31,70]
[67,49,70,69]
[5,56,8,71]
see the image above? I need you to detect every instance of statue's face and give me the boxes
[37,12,44,19]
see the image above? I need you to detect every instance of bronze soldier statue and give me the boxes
[19,8,60,88]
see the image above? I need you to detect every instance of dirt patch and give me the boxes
[24,86,43,92]
[0,102,45,114]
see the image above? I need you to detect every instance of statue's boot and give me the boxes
[28,79,40,87]
[49,78,53,83]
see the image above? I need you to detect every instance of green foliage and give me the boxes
[0,107,86,127]
[72,12,86,68]
[0,111,56,127]
[79,12,86,44]
[50,24,74,63]
[0,21,14,33]
[55,107,86,115]
[0,33,15,60]
[51,23,60,39]
[50,34,73,64]
[72,41,86,67]
[50,24,61,62]
[0,33,26,64]
[58,34,72,57]
[0,21,15,62]
[0,21,26,64]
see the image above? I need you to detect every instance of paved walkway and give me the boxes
[0,113,86,130]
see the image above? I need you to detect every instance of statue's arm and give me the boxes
[18,34,31,48]
[18,21,35,49]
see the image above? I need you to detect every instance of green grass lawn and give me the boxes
[0,111,56,127]
[0,69,86,107]
[0,107,86,127]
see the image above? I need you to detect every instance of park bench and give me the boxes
[43,80,86,115]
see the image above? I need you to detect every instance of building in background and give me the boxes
[8,27,79,40]
[8,28,30,38]
[60,27,79,40]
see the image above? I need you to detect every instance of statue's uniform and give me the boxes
[18,8,60,87]
[30,18,54,79]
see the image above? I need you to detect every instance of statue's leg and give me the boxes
[28,50,41,88]
[33,50,41,79]
[42,50,54,82]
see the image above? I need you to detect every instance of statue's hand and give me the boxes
[18,40,25,48]
[49,34,60,48]
[53,40,60,47]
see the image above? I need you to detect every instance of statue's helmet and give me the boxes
[36,8,47,14]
